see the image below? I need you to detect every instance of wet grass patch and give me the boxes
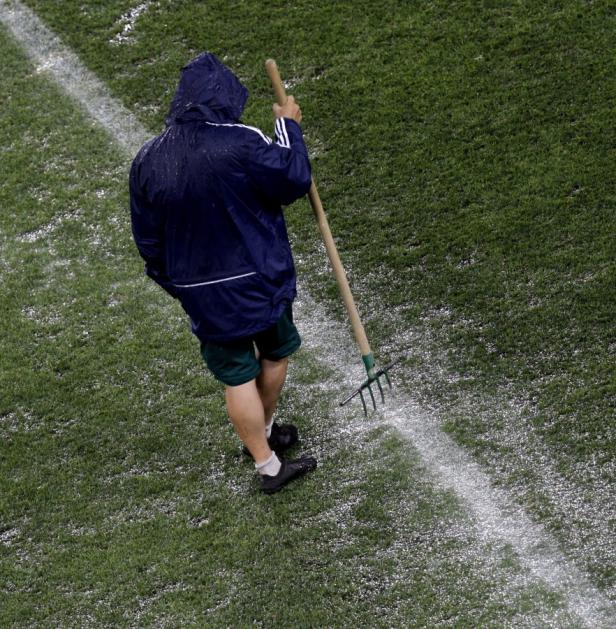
[2,2,614,624]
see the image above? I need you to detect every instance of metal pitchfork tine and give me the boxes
[266,59,401,415]
[341,359,400,415]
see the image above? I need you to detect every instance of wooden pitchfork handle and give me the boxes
[265,59,376,376]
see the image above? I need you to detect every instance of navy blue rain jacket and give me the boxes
[129,53,312,342]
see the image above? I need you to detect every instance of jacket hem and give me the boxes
[191,295,295,344]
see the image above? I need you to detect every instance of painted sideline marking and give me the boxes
[0,0,150,156]
[296,292,616,629]
[1,1,614,625]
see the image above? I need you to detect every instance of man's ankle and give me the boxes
[255,452,281,476]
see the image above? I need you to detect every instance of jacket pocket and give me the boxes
[172,271,258,289]
[173,271,274,339]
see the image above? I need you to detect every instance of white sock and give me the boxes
[255,452,281,477]
[265,419,274,439]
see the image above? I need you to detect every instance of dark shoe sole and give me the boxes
[261,456,317,494]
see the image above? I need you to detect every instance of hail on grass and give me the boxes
[109,2,156,46]
[2,1,614,624]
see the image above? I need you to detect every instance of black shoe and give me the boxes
[243,422,299,457]
[269,422,299,453]
[260,455,317,494]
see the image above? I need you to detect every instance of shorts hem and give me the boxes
[215,365,262,387]
[260,336,301,361]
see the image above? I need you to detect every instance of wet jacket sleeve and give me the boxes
[246,118,312,206]
[129,159,179,299]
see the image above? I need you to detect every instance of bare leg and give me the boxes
[225,380,272,464]
[256,357,288,426]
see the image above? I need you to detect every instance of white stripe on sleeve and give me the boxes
[275,117,291,149]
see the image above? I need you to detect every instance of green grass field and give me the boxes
[1,0,615,626]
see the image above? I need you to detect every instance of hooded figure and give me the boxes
[129,53,317,493]
[130,52,312,342]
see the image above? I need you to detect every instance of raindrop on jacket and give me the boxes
[129,53,312,342]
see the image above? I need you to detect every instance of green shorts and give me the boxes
[201,304,301,386]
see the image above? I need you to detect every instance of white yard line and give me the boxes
[0,0,149,156]
[296,295,615,627]
[382,401,612,627]
[1,1,614,625]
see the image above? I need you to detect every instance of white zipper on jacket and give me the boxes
[173,271,257,288]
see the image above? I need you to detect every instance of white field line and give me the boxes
[0,0,150,157]
[295,294,616,628]
[1,1,614,626]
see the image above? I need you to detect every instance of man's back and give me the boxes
[129,52,311,342]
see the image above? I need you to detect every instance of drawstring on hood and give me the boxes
[165,52,249,126]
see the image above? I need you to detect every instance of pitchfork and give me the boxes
[266,59,400,415]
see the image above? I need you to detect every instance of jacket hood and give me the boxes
[165,52,249,125]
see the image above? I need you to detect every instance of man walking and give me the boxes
[129,52,317,493]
